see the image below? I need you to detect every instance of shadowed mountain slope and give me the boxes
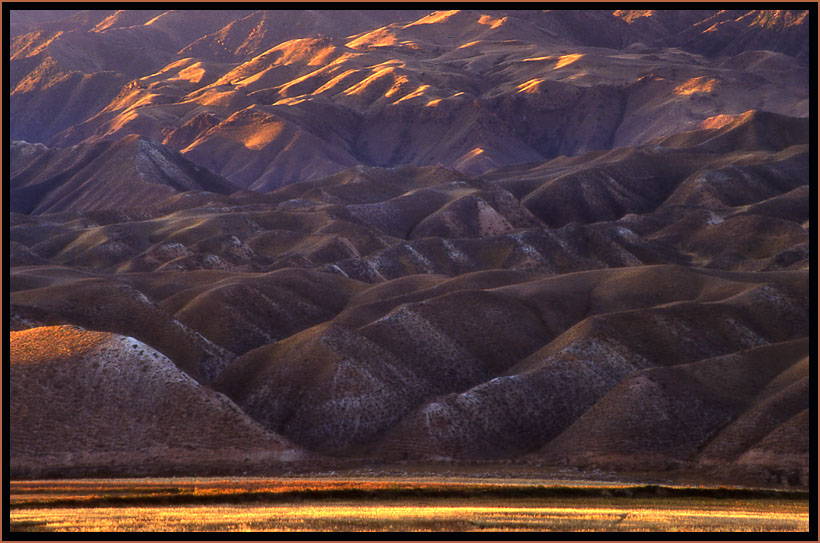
[534,338,808,475]
[10,136,237,214]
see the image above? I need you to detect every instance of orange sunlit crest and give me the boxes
[674,77,718,95]
[613,10,655,24]
[404,10,462,27]
[517,79,544,94]
[554,54,584,69]
[477,14,506,29]
[699,114,738,130]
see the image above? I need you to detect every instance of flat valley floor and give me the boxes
[9,476,810,532]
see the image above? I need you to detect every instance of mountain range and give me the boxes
[8,9,811,487]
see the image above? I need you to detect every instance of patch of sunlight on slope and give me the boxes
[392,85,432,105]
[748,10,808,29]
[274,66,335,97]
[478,14,507,29]
[312,69,361,95]
[674,77,718,95]
[404,10,463,27]
[426,92,465,107]
[145,58,209,85]
[346,28,398,50]
[613,10,656,24]
[11,31,64,59]
[239,121,287,150]
[554,54,584,69]
[174,63,208,84]
[343,66,403,97]
[270,38,339,66]
[143,12,167,26]
[273,96,307,106]
[385,76,411,98]
[517,79,544,94]
[699,114,738,130]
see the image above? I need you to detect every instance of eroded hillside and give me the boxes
[8,9,811,486]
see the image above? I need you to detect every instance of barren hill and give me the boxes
[10,9,809,189]
[10,126,809,482]
[10,325,307,478]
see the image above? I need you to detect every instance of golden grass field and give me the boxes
[9,477,810,532]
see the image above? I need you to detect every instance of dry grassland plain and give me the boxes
[9,477,810,532]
